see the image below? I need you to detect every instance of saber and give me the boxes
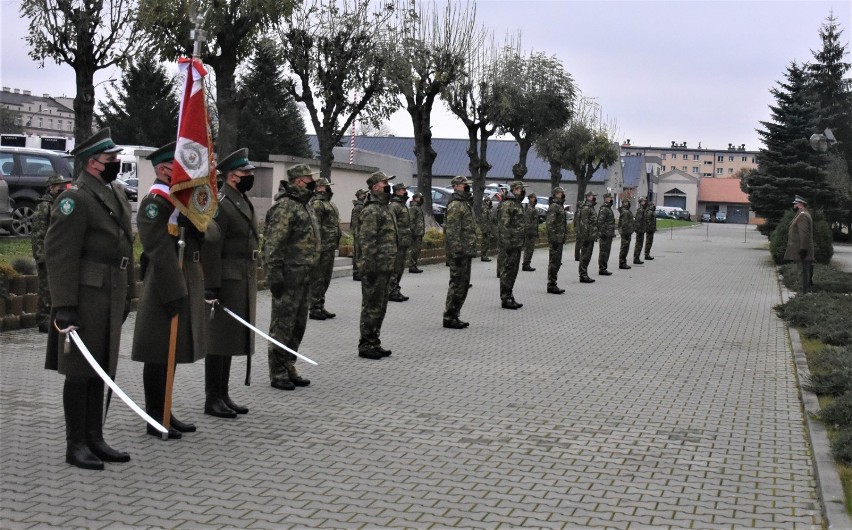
[66,329,167,434]
[220,305,318,365]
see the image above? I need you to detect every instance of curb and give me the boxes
[778,271,852,529]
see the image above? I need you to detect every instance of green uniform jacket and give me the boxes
[444,192,478,259]
[389,196,412,248]
[618,207,634,236]
[263,182,320,289]
[203,184,259,357]
[357,192,398,273]
[546,200,567,245]
[132,193,207,364]
[634,206,646,234]
[784,210,815,261]
[597,203,615,239]
[45,171,136,377]
[310,192,341,252]
[576,201,598,243]
[409,202,425,238]
[351,200,364,236]
[31,190,60,264]
[478,206,493,236]
[523,203,539,238]
[645,208,657,233]
[498,196,525,250]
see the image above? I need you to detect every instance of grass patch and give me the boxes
[0,238,33,265]
[655,219,698,229]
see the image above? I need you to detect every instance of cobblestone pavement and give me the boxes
[1,223,822,529]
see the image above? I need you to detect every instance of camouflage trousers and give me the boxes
[499,247,522,302]
[496,246,506,277]
[578,240,595,279]
[268,265,312,384]
[480,231,494,258]
[633,233,645,260]
[310,249,335,311]
[522,235,536,266]
[444,256,472,319]
[36,262,50,329]
[547,243,563,288]
[644,232,655,257]
[598,237,613,272]
[389,244,410,296]
[408,235,423,268]
[352,238,362,276]
[359,270,392,352]
[619,235,632,266]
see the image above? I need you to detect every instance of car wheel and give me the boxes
[11,200,36,237]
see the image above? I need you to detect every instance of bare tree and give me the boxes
[278,0,398,180]
[492,49,575,180]
[21,0,143,145]
[385,0,482,225]
[137,0,293,157]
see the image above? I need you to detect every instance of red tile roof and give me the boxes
[698,177,750,204]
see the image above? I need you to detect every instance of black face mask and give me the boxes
[381,184,391,195]
[306,180,316,192]
[325,189,334,199]
[236,175,255,193]
[100,160,121,183]
[515,190,525,200]
[463,185,471,194]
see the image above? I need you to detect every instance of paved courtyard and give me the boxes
[0,223,823,528]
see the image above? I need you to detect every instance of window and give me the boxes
[704,160,712,165]
[682,166,687,171]
[692,167,699,173]
[751,157,755,163]
[717,155,724,162]
[48,118,53,128]
[702,173,712,177]
[728,168,734,174]
[21,155,55,176]
[661,154,666,160]
[37,118,42,127]
[728,155,734,161]
[0,153,14,176]
[693,154,700,160]
[742,156,747,162]
[58,119,63,127]
[716,168,723,175]
[682,154,688,160]
[661,165,666,171]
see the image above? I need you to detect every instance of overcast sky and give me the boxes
[1,0,850,152]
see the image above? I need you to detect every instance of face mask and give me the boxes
[326,188,334,199]
[463,185,471,194]
[236,174,255,193]
[100,160,121,183]
[381,184,391,194]
[515,190,525,200]
[305,180,316,192]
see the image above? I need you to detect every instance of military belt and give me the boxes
[191,251,201,263]
[83,253,130,270]
[223,250,259,261]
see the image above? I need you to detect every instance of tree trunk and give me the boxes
[410,103,440,229]
[476,126,494,215]
[73,60,96,175]
[316,131,335,180]
[466,124,482,216]
[549,161,562,190]
[211,52,239,159]
[512,138,531,180]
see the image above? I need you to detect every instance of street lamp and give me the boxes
[809,128,837,152]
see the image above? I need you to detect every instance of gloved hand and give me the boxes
[799,249,807,260]
[164,296,186,318]
[55,307,81,330]
[269,281,285,299]
[123,300,131,322]
[204,289,220,303]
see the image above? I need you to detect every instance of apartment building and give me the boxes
[621,140,758,178]
[0,87,75,140]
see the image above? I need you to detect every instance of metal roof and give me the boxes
[308,135,609,183]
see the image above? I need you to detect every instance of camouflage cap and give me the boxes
[585,190,597,198]
[603,192,613,199]
[315,177,333,187]
[287,163,316,181]
[527,192,537,198]
[366,171,394,187]
[509,181,526,190]
[639,196,648,203]
[649,203,656,208]
[71,127,123,159]
[392,182,408,192]
[47,174,71,186]
[552,186,565,194]
[450,175,473,186]
[412,192,423,199]
[355,188,368,198]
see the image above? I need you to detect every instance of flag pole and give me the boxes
[161,228,186,439]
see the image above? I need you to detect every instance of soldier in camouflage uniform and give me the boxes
[408,192,425,273]
[576,191,598,283]
[617,199,634,269]
[351,189,367,281]
[498,181,526,309]
[309,178,341,320]
[573,200,583,261]
[443,176,477,328]
[31,174,71,332]
[521,193,539,271]
[479,196,495,262]
[597,192,615,276]
[643,202,657,260]
[545,187,567,294]
[388,183,411,302]
[264,164,320,391]
[357,171,398,360]
[633,197,647,264]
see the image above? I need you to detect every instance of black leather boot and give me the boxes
[64,378,104,470]
[86,380,129,463]
[143,363,182,439]
[205,356,237,418]
[221,357,248,414]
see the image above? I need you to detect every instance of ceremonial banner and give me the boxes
[171,57,218,233]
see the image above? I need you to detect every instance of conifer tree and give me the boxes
[95,52,179,147]
[235,39,311,161]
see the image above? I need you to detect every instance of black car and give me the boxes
[117,177,138,202]
[0,147,74,236]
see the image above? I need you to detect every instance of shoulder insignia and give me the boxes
[144,203,159,219]
[218,192,225,201]
[58,197,75,215]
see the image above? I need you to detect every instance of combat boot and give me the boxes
[64,379,104,470]
[286,363,311,387]
[409,266,423,273]
[619,264,631,270]
[388,292,407,302]
[358,348,383,360]
[309,309,327,320]
[322,309,336,319]
[443,318,467,329]
[501,300,521,309]
[645,255,654,260]
[522,264,536,271]
[374,345,392,357]
[85,380,130,463]
[599,270,612,276]
[271,379,296,391]
[547,286,565,294]
[221,357,248,414]
[633,258,643,264]
[579,277,596,283]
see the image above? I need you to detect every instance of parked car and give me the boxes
[521,195,549,223]
[117,177,138,202]
[715,211,727,223]
[673,209,691,221]
[430,186,453,224]
[701,212,712,223]
[0,146,74,236]
[655,209,674,219]
[0,174,13,235]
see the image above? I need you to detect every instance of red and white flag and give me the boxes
[170,57,218,233]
